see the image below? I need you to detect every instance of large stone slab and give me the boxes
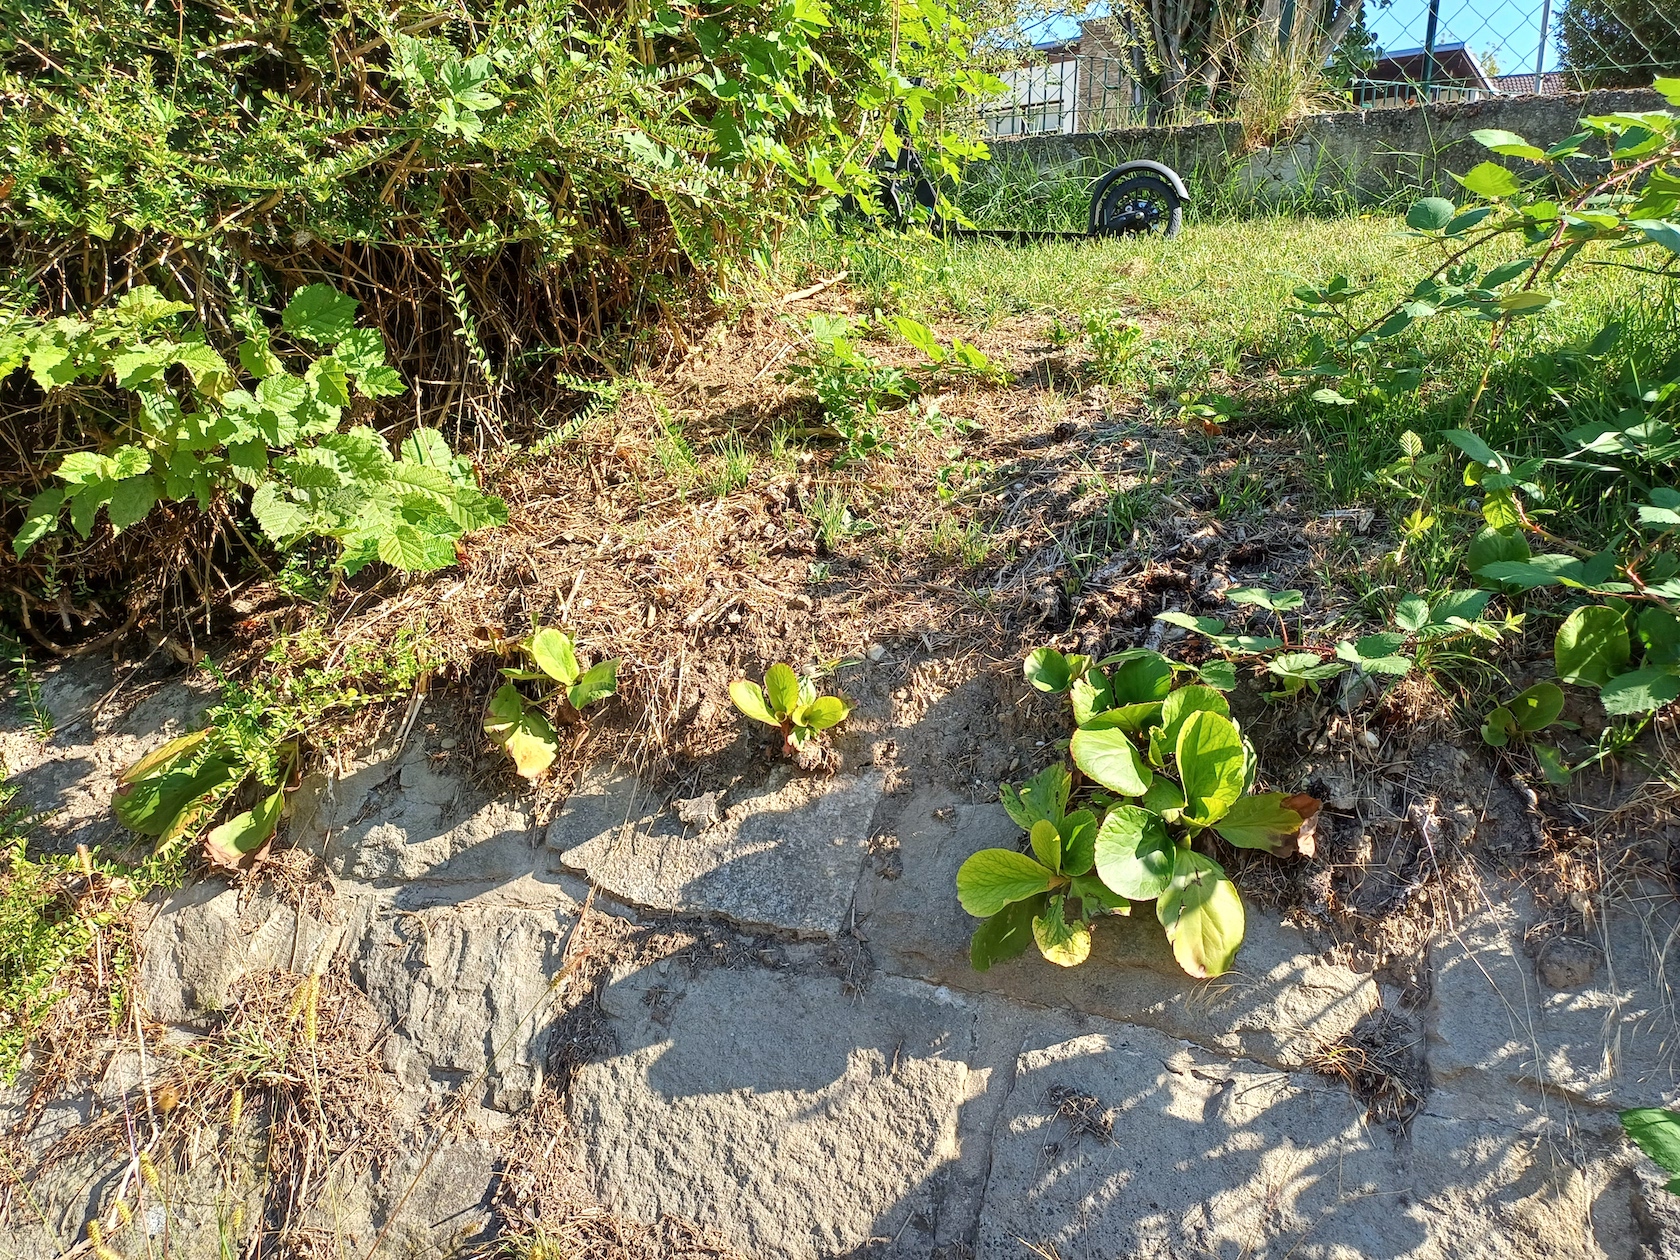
[548,764,886,937]
[288,742,544,890]
[1404,1096,1680,1260]
[858,787,1380,1069]
[1427,886,1680,1110]
[972,1019,1675,1260]
[137,880,343,1025]
[566,959,1010,1258]
[974,1023,1403,1260]
[354,901,577,1111]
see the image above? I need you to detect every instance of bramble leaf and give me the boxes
[281,284,359,343]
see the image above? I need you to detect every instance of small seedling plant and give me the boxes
[484,628,620,779]
[1480,682,1564,749]
[957,647,1318,979]
[892,316,1010,386]
[784,314,914,465]
[1081,309,1144,385]
[6,284,506,574]
[730,663,850,756]
[111,639,426,865]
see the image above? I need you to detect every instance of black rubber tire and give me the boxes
[882,149,939,231]
[1093,173,1182,240]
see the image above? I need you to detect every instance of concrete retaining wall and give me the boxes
[983,88,1668,203]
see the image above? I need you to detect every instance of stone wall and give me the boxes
[986,87,1669,203]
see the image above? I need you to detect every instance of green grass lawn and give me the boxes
[787,211,1680,559]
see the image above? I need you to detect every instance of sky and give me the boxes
[1024,0,1565,79]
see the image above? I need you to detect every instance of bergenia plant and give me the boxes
[959,647,1320,979]
[484,627,620,779]
[730,663,850,755]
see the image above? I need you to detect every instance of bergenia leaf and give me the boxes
[1160,685,1230,751]
[730,680,779,726]
[1059,809,1097,876]
[1175,710,1246,827]
[1213,792,1306,856]
[205,786,285,868]
[483,683,559,779]
[568,659,620,710]
[1070,727,1152,797]
[1029,819,1062,873]
[764,663,801,717]
[799,695,850,730]
[527,628,580,684]
[971,896,1042,972]
[1157,849,1245,979]
[956,848,1055,918]
[1032,896,1092,968]
[1093,804,1174,900]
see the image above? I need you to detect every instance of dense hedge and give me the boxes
[0,0,998,625]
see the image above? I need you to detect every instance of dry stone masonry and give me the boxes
[3,663,1679,1257]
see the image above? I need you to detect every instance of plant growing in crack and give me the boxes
[485,627,620,779]
[730,662,850,757]
[960,647,1320,979]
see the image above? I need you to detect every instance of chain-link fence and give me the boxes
[980,0,1680,137]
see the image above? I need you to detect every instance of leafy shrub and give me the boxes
[1,0,998,399]
[5,283,505,576]
[1286,96,1680,778]
[730,662,851,754]
[958,647,1319,979]
[485,628,621,779]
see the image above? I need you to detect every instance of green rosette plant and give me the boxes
[485,627,620,779]
[730,663,850,756]
[958,648,1319,979]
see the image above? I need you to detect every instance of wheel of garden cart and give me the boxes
[1092,173,1182,240]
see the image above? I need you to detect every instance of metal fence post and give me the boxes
[1534,0,1554,92]
[1422,0,1442,99]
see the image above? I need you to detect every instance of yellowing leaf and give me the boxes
[483,683,558,779]
[205,787,284,868]
[1157,849,1245,978]
[1032,896,1091,967]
